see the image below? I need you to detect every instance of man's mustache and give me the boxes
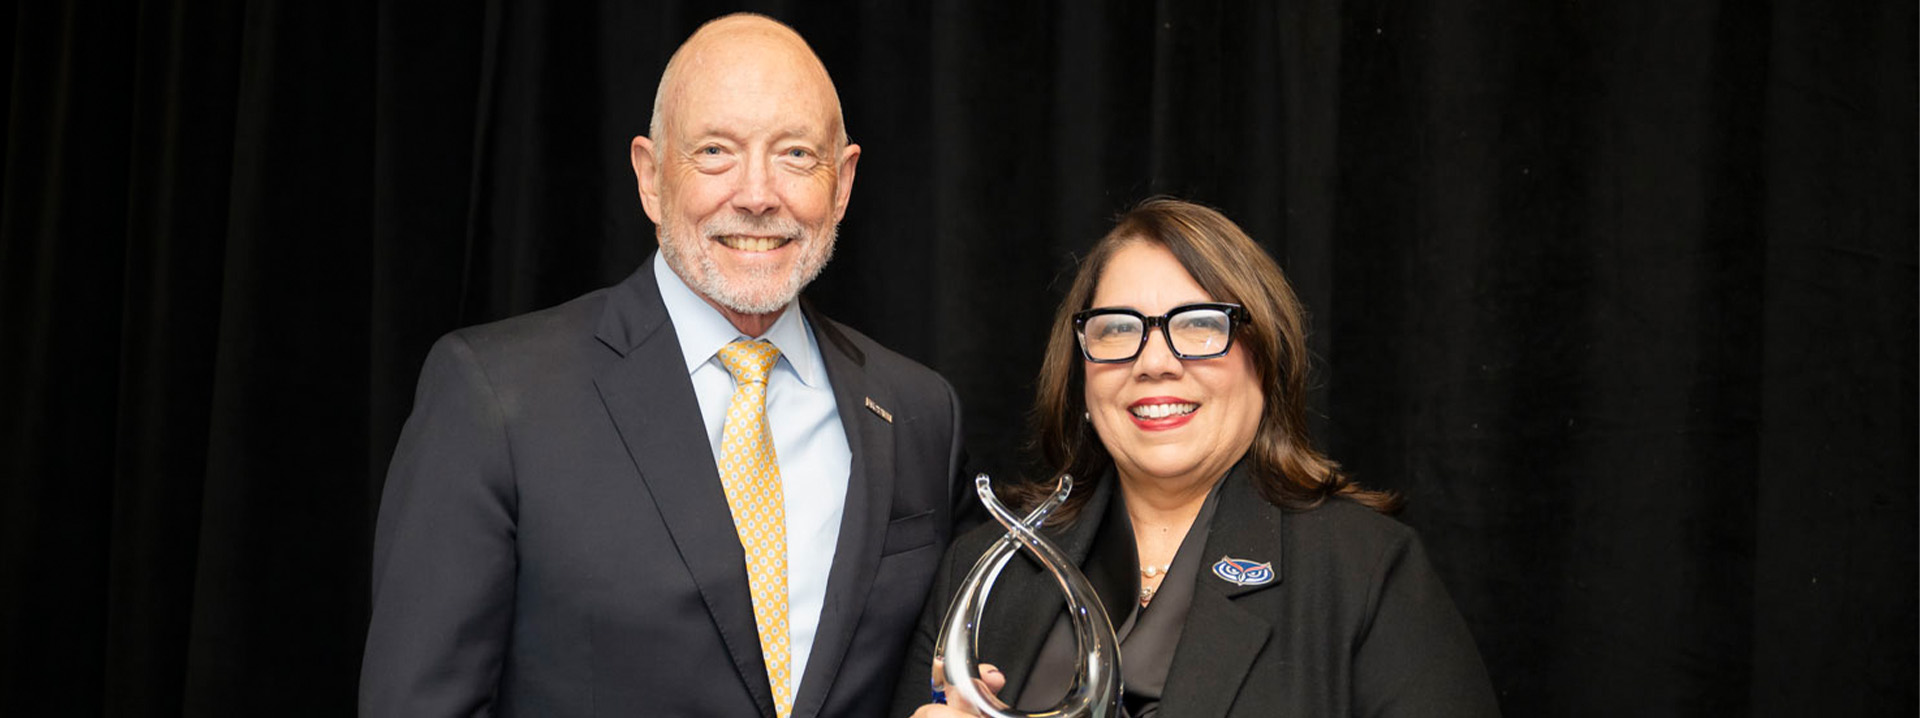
[703,216,806,240]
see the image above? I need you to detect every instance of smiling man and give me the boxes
[361,14,969,718]
[634,16,852,335]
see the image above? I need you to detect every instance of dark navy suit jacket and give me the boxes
[362,256,968,717]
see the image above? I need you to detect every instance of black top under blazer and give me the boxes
[361,256,970,718]
[890,461,1501,717]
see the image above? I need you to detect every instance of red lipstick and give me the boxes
[1126,396,1198,431]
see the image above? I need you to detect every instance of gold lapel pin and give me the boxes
[864,397,893,423]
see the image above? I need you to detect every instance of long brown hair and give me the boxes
[1021,197,1400,522]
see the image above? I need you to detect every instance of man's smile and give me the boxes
[714,235,793,252]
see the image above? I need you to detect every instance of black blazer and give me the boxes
[361,256,968,717]
[891,463,1500,717]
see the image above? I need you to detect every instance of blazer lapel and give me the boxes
[592,261,776,718]
[1158,465,1281,716]
[788,305,896,718]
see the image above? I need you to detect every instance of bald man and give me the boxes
[361,15,968,718]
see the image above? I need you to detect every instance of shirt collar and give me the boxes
[651,251,825,387]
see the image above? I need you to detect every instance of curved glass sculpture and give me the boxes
[934,474,1122,717]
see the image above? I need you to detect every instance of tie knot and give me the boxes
[718,339,782,385]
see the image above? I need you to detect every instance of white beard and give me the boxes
[656,212,838,316]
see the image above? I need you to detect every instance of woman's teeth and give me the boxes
[718,236,789,252]
[1130,403,1197,419]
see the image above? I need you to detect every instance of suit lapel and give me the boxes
[1158,464,1281,716]
[788,305,895,718]
[592,261,776,718]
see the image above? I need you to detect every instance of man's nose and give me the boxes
[731,158,779,215]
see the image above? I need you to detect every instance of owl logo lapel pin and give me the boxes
[1212,556,1274,587]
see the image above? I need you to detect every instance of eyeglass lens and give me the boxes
[1081,307,1233,361]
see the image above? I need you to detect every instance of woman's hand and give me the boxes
[910,660,1007,717]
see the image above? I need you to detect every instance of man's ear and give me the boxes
[631,135,663,224]
[832,142,860,223]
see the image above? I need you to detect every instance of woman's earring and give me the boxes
[1083,411,1091,422]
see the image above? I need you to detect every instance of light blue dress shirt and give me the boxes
[652,254,851,699]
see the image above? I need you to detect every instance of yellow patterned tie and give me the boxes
[716,339,793,717]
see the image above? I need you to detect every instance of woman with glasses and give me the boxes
[894,198,1498,717]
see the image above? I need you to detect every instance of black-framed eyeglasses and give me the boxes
[1072,302,1250,364]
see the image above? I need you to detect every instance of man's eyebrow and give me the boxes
[682,125,742,143]
[773,126,828,143]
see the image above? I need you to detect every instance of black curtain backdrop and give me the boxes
[2,1,1913,715]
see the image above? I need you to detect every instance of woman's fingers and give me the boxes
[925,661,1007,716]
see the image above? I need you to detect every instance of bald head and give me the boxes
[649,14,848,151]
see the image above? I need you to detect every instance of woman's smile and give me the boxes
[1126,396,1199,428]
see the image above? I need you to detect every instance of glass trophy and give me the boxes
[933,474,1122,717]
